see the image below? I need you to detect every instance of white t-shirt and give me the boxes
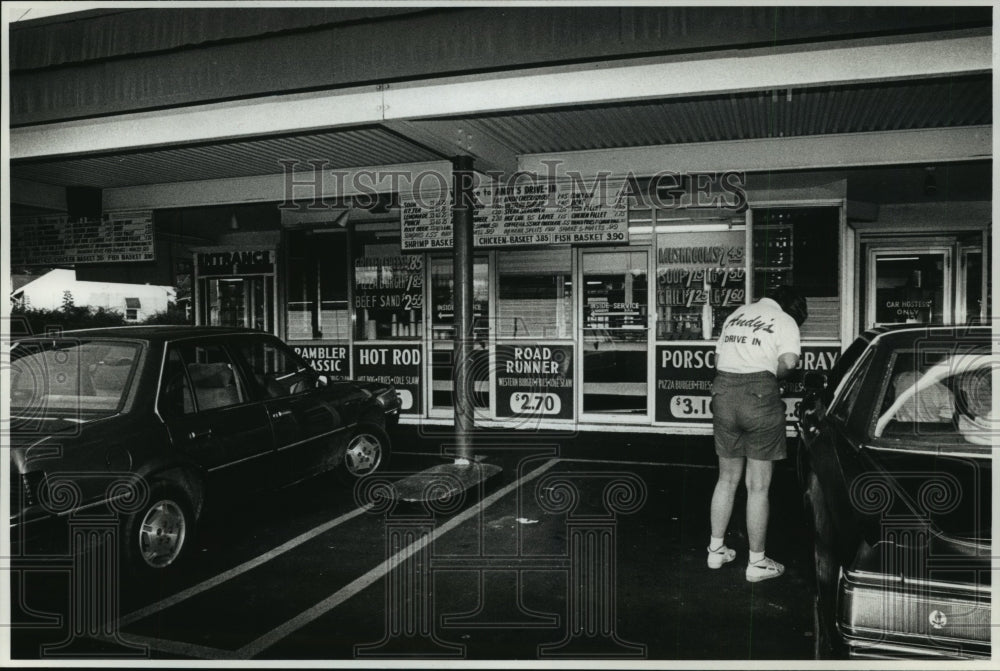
[715,298,801,375]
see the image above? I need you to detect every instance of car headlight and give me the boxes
[375,389,399,409]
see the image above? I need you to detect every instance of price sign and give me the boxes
[509,392,562,415]
[495,344,573,419]
[669,395,713,419]
[353,345,423,415]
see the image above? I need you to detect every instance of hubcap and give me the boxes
[138,499,187,568]
[345,433,382,476]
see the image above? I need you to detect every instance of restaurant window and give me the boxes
[352,227,423,341]
[752,207,840,339]
[497,249,572,339]
[286,230,349,340]
[655,223,747,341]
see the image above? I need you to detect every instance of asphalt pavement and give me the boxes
[10,425,817,660]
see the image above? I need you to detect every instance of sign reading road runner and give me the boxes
[495,344,574,420]
[400,181,629,251]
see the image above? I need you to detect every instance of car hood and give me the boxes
[860,445,991,546]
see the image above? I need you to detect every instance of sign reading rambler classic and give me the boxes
[196,249,275,276]
[400,181,629,250]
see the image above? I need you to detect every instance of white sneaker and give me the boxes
[746,556,784,582]
[707,544,736,569]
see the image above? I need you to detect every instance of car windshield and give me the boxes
[872,346,995,451]
[10,339,141,417]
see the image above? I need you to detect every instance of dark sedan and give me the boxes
[9,326,400,572]
[796,325,992,660]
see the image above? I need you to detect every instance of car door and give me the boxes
[231,335,345,482]
[157,339,276,493]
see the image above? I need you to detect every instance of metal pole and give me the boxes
[452,155,475,463]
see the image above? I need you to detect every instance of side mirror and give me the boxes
[802,371,828,393]
[316,374,329,388]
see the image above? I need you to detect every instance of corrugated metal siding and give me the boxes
[11,128,440,188]
[461,76,991,154]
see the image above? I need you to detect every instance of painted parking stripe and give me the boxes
[115,503,373,629]
[236,457,561,659]
[558,457,718,469]
[92,631,237,660]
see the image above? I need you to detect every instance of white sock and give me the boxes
[749,550,765,564]
[709,536,725,551]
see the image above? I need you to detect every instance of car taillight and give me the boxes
[840,572,991,652]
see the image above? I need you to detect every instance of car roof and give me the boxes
[16,325,264,342]
[864,324,992,347]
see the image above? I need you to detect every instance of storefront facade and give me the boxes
[7,6,992,435]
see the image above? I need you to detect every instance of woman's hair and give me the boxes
[768,285,808,326]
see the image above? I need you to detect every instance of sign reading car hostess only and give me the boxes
[655,343,841,424]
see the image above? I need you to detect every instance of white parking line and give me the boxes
[236,457,561,659]
[115,503,373,629]
[558,457,718,469]
[93,631,237,660]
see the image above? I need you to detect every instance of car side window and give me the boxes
[159,348,196,417]
[236,337,314,398]
[829,347,875,423]
[174,341,247,412]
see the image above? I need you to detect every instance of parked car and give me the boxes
[796,325,992,660]
[9,326,400,572]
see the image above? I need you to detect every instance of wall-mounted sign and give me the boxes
[11,210,154,266]
[401,181,629,251]
[654,343,841,424]
[353,344,422,414]
[495,344,574,420]
[292,343,349,381]
[196,249,275,276]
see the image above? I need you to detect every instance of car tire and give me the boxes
[121,483,196,574]
[336,424,391,483]
[803,473,845,659]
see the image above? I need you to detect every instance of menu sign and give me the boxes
[12,210,154,266]
[657,230,746,308]
[495,344,574,420]
[354,255,424,338]
[292,344,349,381]
[655,343,841,424]
[353,344,422,414]
[401,181,629,251]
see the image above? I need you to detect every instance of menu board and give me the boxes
[401,181,629,251]
[12,211,154,266]
[353,344,422,414]
[654,343,841,424]
[495,344,574,419]
[656,230,746,307]
[354,254,424,339]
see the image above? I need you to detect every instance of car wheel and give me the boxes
[122,484,195,573]
[337,424,391,482]
[803,474,845,659]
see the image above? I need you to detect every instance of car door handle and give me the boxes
[271,409,292,419]
[188,428,212,440]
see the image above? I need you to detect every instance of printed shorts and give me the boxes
[711,371,787,461]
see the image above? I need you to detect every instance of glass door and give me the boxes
[580,249,649,420]
[428,256,490,415]
[201,276,275,333]
[866,247,951,327]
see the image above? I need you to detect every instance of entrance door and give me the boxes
[580,249,650,420]
[201,276,275,333]
[866,247,952,327]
